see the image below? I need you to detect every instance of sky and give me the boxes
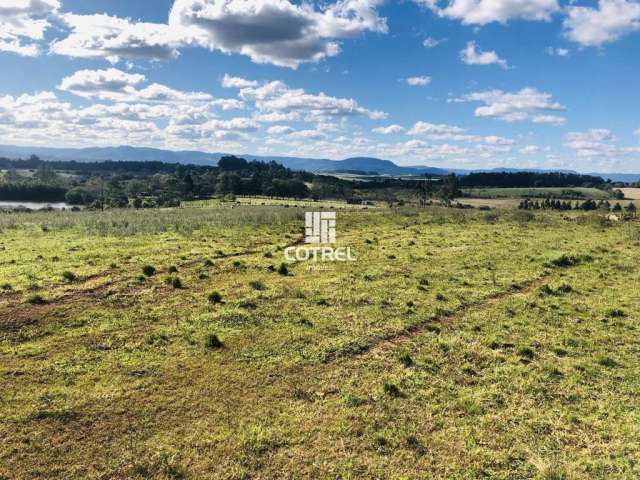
[0,0,639,172]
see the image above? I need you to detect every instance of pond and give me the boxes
[0,201,72,210]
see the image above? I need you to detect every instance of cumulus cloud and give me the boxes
[406,76,432,86]
[267,125,295,135]
[460,41,509,69]
[563,128,640,163]
[211,98,245,110]
[50,13,185,63]
[545,46,569,56]
[222,74,258,89]
[457,87,566,123]
[372,124,405,134]
[532,114,566,125]
[563,0,640,47]
[57,68,213,104]
[408,121,465,136]
[415,0,559,25]
[564,128,617,157]
[168,0,388,68]
[520,144,541,154]
[239,79,387,120]
[0,0,60,56]
[423,36,445,47]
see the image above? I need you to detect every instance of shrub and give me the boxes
[62,271,77,282]
[606,308,626,318]
[26,294,46,305]
[171,277,183,289]
[203,259,214,267]
[399,353,414,368]
[204,333,223,350]
[277,263,289,276]
[208,291,222,304]
[1,283,12,291]
[167,265,178,273]
[548,254,590,268]
[597,356,618,368]
[142,265,156,277]
[383,382,402,398]
[517,346,535,360]
[556,283,573,294]
[249,280,266,291]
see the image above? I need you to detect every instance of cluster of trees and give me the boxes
[518,197,636,214]
[0,155,360,208]
[460,172,607,189]
[416,175,460,206]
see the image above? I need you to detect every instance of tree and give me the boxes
[218,156,248,171]
[438,175,460,205]
[416,175,434,207]
[625,202,636,216]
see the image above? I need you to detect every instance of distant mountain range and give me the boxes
[1,144,638,182]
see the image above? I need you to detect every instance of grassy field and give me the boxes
[185,196,377,210]
[461,187,611,200]
[1,205,640,479]
[620,188,640,200]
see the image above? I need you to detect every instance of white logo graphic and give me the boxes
[284,211,356,263]
[305,212,336,244]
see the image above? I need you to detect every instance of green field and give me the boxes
[461,187,611,200]
[1,205,639,479]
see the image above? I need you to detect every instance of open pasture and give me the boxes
[1,205,639,479]
[620,188,640,200]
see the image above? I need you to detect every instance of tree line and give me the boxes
[459,171,607,188]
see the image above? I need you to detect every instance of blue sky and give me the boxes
[0,0,639,172]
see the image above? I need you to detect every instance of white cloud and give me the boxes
[520,144,541,154]
[0,0,59,56]
[406,76,432,86]
[532,114,566,125]
[58,68,213,104]
[408,121,466,136]
[423,36,445,48]
[58,68,146,99]
[563,0,640,47]
[168,0,388,68]
[372,124,405,134]
[564,129,621,157]
[267,125,295,135]
[484,135,514,145]
[253,111,301,123]
[635,128,640,137]
[545,46,569,56]
[222,74,258,89]
[415,0,559,25]
[460,41,509,69]
[240,80,387,120]
[211,98,245,110]
[457,88,566,124]
[50,13,184,63]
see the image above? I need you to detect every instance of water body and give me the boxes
[0,201,71,210]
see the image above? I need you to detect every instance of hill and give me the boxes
[1,144,638,181]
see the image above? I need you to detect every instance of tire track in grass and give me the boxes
[365,271,553,358]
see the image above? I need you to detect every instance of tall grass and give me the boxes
[0,206,306,236]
